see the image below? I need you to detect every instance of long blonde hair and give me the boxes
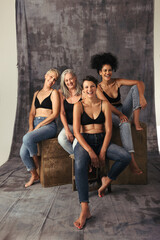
[60,69,81,98]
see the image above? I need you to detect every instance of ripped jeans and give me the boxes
[112,85,141,152]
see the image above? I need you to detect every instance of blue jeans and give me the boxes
[20,117,57,171]
[74,133,131,203]
[58,125,77,154]
[112,85,141,152]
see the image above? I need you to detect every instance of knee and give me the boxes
[22,132,32,146]
[58,130,66,144]
[131,85,138,93]
[74,146,88,172]
[120,121,131,130]
[122,151,132,164]
[20,144,26,160]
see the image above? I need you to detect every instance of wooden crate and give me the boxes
[110,122,147,184]
[38,138,72,187]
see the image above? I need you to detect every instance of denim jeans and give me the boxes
[74,133,131,203]
[58,125,77,154]
[20,117,57,171]
[112,85,141,152]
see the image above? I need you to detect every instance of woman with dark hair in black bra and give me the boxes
[91,52,147,174]
[73,75,131,230]
[20,69,60,187]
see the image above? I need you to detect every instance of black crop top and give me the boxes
[64,98,82,125]
[64,99,74,125]
[35,90,53,110]
[81,101,105,126]
[103,88,121,105]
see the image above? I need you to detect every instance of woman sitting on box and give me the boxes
[91,52,147,174]
[20,68,60,187]
[73,75,131,230]
[58,69,82,154]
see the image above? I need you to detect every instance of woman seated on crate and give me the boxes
[73,75,131,230]
[90,52,147,175]
[20,68,60,188]
[58,69,82,154]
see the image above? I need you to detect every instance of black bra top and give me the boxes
[35,90,53,110]
[64,98,82,125]
[103,88,121,104]
[81,101,105,126]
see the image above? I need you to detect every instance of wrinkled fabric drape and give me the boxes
[9,0,156,161]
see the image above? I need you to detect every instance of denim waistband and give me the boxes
[35,117,47,120]
[82,132,105,145]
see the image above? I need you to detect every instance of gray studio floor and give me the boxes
[0,154,160,240]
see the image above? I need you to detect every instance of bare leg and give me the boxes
[98,176,112,198]
[129,153,143,175]
[133,108,143,130]
[74,202,91,230]
[25,169,39,188]
[32,155,39,169]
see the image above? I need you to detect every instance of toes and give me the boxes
[74,221,81,229]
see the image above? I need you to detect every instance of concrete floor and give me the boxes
[0,154,160,240]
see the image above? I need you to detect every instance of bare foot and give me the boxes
[135,125,143,131]
[88,165,92,173]
[129,164,143,175]
[130,167,143,175]
[98,176,112,198]
[74,208,91,230]
[134,122,143,131]
[25,175,39,188]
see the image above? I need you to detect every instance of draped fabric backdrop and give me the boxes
[9,0,157,162]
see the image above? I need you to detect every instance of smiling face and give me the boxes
[99,64,112,81]
[45,71,58,88]
[83,80,97,98]
[64,73,76,90]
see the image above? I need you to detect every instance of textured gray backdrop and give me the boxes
[9,0,157,161]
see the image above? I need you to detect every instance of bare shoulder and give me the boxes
[102,100,111,112]
[51,89,60,100]
[97,83,103,91]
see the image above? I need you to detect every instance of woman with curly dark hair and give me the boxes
[91,52,147,175]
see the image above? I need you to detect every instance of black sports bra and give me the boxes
[103,88,121,105]
[35,90,53,110]
[64,97,82,125]
[81,101,105,126]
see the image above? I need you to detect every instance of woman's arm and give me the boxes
[34,89,60,130]
[59,90,74,142]
[28,92,37,132]
[73,102,99,168]
[98,101,112,166]
[96,86,128,122]
[116,79,147,109]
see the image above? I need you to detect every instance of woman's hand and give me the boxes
[88,150,99,168]
[28,127,34,132]
[65,130,74,143]
[34,123,41,130]
[119,112,128,123]
[140,96,147,109]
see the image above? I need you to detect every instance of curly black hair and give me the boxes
[90,52,118,74]
[82,75,99,87]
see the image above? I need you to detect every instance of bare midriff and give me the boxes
[82,124,105,134]
[35,108,52,117]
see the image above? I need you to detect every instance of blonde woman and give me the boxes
[20,69,60,187]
